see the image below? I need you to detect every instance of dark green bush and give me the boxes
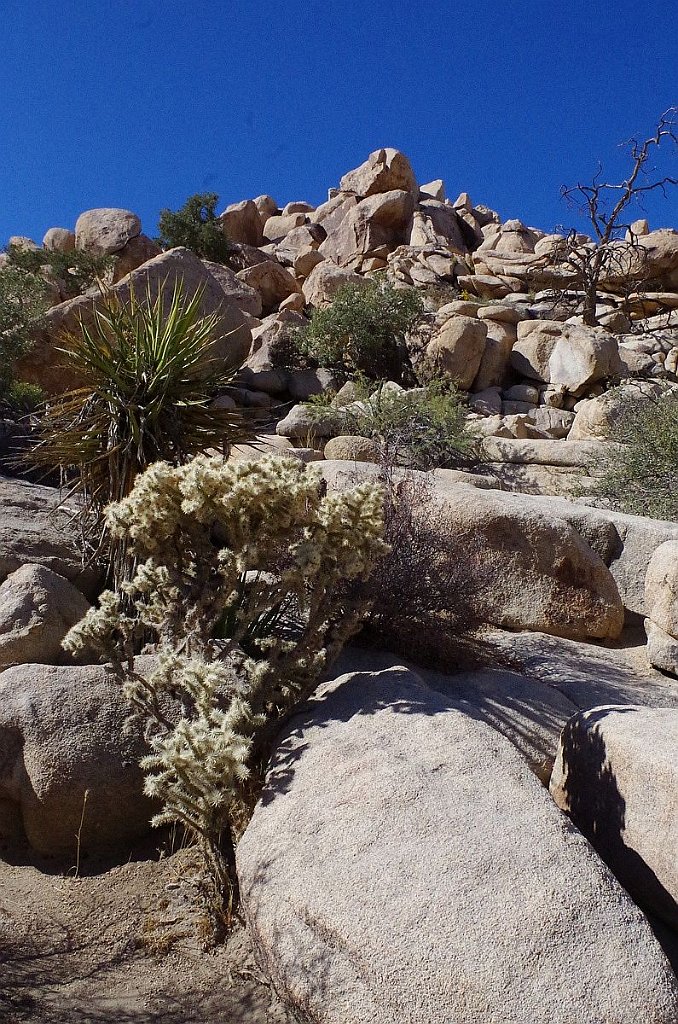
[157,192,234,263]
[594,392,678,520]
[299,281,424,383]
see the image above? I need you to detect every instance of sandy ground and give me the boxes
[0,838,293,1024]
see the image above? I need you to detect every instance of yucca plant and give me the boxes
[27,279,251,582]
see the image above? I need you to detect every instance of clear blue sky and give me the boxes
[2,0,677,247]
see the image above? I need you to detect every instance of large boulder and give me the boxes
[471,319,517,390]
[569,381,673,441]
[425,315,487,389]
[18,247,252,393]
[0,564,90,667]
[408,201,467,252]
[319,190,415,267]
[202,259,263,317]
[321,463,624,640]
[218,199,263,247]
[74,208,141,255]
[0,659,163,856]
[644,540,678,672]
[111,233,162,281]
[0,477,97,596]
[645,540,678,638]
[338,147,417,197]
[511,320,621,393]
[236,260,300,315]
[301,261,364,308]
[42,227,75,252]
[551,705,678,928]
[238,666,678,1024]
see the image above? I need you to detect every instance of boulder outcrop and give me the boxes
[238,665,678,1024]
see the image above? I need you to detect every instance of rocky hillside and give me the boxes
[1,148,678,1023]
[5,146,678,497]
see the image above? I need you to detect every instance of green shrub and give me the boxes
[0,263,50,396]
[157,193,234,263]
[312,377,476,470]
[26,281,251,581]
[6,244,113,299]
[593,392,678,520]
[299,281,424,382]
[64,453,387,925]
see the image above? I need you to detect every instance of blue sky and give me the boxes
[2,0,677,246]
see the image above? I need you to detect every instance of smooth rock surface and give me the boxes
[551,705,678,928]
[239,665,678,1024]
[0,659,163,856]
[0,477,97,596]
[0,564,90,667]
[512,320,621,392]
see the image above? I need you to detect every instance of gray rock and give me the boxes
[0,477,97,596]
[276,404,345,440]
[551,704,678,928]
[0,565,90,667]
[238,665,678,1024]
[0,658,163,856]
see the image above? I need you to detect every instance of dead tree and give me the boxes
[559,108,677,326]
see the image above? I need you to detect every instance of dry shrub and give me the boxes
[353,467,491,671]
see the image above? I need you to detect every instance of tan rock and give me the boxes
[323,435,380,462]
[319,190,415,267]
[202,259,263,317]
[426,315,488,389]
[645,540,678,640]
[512,320,621,393]
[219,199,263,246]
[236,259,300,315]
[408,201,467,252]
[262,212,307,242]
[19,248,252,393]
[472,320,516,391]
[253,195,279,225]
[419,178,445,201]
[75,208,141,254]
[302,261,364,307]
[111,233,162,281]
[42,227,76,252]
[339,147,417,197]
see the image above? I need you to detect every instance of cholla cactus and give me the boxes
[64,453,387,920]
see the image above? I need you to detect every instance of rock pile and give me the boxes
[17,146,676,494]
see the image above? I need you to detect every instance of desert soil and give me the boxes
[0,838,292,1024]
